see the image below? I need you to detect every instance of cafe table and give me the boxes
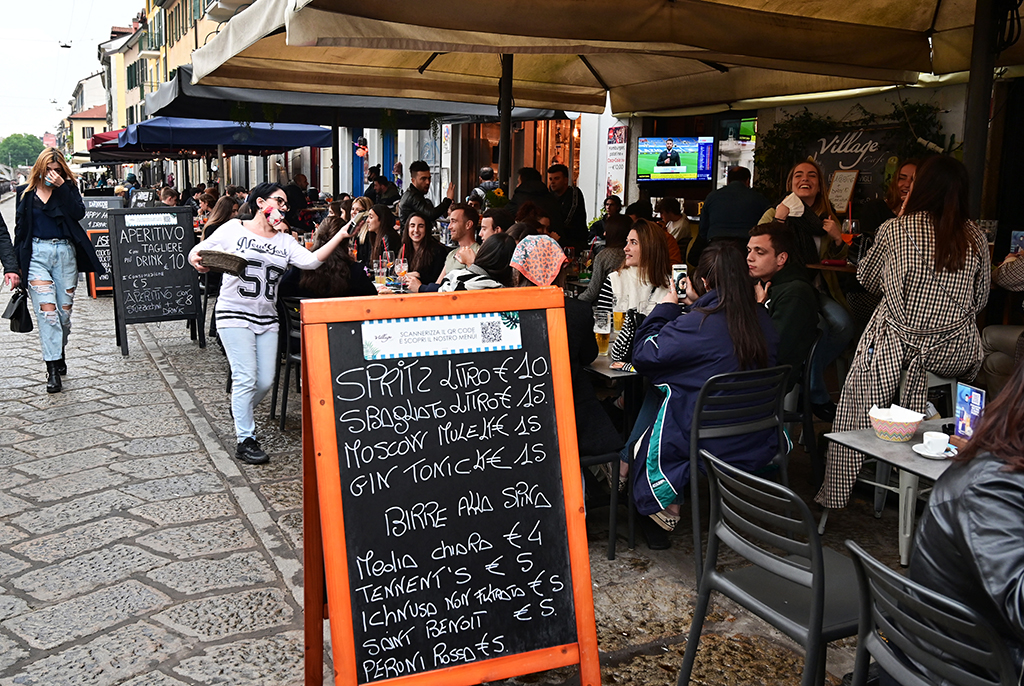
[806,262,857,274]
[565,278,591,298]
[824,418,953,566]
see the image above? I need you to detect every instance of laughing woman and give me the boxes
[189,183,349,465]
[13,148,106,393]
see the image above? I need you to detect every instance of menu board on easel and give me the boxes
[828,170,859,214]
[84,196,122,297]
[300,289,600,686]
[107,207,204,356]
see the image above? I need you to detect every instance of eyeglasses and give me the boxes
[268,195,289,209]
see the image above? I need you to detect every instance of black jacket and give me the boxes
[507,179,561,235]
[563,296,623,457]
[399,186,451,229]
[909,452,1024,681]
[14,183,105,276]
[0,211,17,274]
[763,262,819,390]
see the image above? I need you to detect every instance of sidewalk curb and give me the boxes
[133,323,304,608]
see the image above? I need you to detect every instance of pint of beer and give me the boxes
[594,310,612,356]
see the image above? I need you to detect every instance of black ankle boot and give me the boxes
[55,350,67,376]
[46,361,62,393]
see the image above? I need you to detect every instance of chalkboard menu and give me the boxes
[84,197,122,296]
[301,290,599,686]
[107,207,204,355]
[130,189,158,207]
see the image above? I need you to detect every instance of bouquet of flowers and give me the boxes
[485,187,509,209]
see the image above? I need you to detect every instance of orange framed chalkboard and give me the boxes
[301,288,600,686]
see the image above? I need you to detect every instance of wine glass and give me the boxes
[841,219,860,246]
[394,258,409,292]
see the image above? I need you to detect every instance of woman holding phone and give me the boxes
[13,147,105,393]
[189,182,349,465]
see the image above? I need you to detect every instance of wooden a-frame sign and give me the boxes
[301,288,600,686]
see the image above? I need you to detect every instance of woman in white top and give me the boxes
[595,219,673,317]
[189,182,349,465]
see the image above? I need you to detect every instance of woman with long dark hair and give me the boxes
[279,215,377,299]
[401,211,447,285]
[368,204,401,264]
[629,241,779,532]
[907,359,1024,683]
[188,182,350,465]
[816,156,990,511]
[595,219,672,316]
[12,147,105,393]
[202,195,240,239]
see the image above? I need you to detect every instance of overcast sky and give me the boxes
[0,0,149,139]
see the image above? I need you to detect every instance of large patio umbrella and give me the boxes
[192,0,1023,206]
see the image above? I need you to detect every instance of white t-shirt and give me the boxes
[190,219,321,333]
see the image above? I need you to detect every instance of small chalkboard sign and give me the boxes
[84,197,122,297]
[827,170,859,214]
[300,289,599,686]
[130,189,158,208]
[107,207,204,355]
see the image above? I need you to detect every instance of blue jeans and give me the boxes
[620,385,665,464]
[218,326,279,442]
[27,238,79,362]
[810,296,855,405]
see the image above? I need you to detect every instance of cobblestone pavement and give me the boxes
[1,196,904,685]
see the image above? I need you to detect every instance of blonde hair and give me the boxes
[25,148,76,195]
[352,196,375,243]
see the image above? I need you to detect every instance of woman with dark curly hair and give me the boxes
[279,215,377,299]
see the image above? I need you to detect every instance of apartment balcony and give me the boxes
[138,30,161,59]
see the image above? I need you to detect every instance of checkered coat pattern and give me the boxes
[815,212,991,509]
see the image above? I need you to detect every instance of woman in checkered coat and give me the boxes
[815,156,991,509]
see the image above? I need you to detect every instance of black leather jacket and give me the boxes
[909,452,1024,680]
[0,211,17,274]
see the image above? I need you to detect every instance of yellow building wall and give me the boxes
[72,118,107,155]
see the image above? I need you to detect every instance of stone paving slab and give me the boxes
[9,516,153,564]
[2,580,171,650]
[135,520,257,558]
[11,447,118,479]
[0,621,189,686]
[10,467,129,503]
[10,490,144,534]
[153,587,294,641]
[11,544,168,601]
[147,551,277,595]
[173,630,305,685]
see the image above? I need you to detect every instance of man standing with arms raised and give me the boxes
[548,163,587,250]
[399,160,455,230]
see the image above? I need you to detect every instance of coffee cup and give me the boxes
[922,431,948,454]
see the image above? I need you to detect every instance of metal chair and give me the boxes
[270,296,303,430]
[578,451,623,560]
[689,364,791,582]
[845,540,1018,686]
[783,330,825,489]
[678,451,860,686]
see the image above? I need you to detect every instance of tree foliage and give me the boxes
[0,133,45,167]
[753,102,946,201]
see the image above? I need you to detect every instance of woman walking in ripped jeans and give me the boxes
[13,148,106,393]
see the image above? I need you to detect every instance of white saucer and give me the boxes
[912,443,956,460]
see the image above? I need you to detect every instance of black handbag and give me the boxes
[2,287,33,333]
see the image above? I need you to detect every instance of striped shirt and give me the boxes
[191,219,321,333]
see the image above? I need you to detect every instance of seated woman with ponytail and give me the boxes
[629,241,780,532]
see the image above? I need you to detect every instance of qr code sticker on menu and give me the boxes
[481,320,502,344]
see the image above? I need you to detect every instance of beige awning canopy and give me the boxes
[192,0,1024,115]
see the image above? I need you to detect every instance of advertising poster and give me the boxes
[606,126,627,200]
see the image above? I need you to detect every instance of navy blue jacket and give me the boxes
[698,182,770,241]
[14,183,105,276]
[629,291,779,515]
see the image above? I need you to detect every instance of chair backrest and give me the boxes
[845,540,1018,686]
[703,450,824,592]
[279,296,303,353]
[690,365,791,454]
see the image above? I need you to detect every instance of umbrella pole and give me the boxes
[498,54,513,192]
[332,112,341,199]
[217,145,225,195]
[964,0,996,218]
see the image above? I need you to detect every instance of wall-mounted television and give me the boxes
[637,136,714,182]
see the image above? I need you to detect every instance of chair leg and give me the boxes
[691,463,703,583]
[677,586,713,686]
[606,459,618,561]
[626,459,636,551]
[280,360,292,431]
[801,643,827,686]
[874,460,890,517]
[269,353,283,420]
